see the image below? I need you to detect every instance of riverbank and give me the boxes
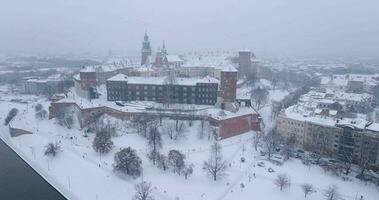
[0,131,74,200]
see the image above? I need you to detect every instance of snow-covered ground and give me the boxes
[0,91,378,200]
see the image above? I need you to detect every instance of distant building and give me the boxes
[238,49,256,77]
[163,55,184,68]
[21,75,71,95]
[277,106,379,169]
[106,74,219,105]
[141,32,152,66]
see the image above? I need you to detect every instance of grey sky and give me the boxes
[1,0,378,59]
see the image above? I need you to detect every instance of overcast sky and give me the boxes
[1,0,379,59]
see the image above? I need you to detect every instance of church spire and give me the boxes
[141,31,152,65]
[161,40,167,56]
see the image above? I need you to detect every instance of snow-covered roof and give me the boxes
[166,55,183,63]
[107,74,219,86]
[367,123,379,133]
[221,66,238,72]
[333,91,373,102]
[239,48,251,52]
[336,118,369,130]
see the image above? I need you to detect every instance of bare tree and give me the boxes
[133,115,156,137]
[163,120,186,141]
[357,156,370,180]
[340,152,353,176]
[198,116,210,139]
[168,149,186,176]
[203,142,227,181]
[163,121,176,140]
[282,133,296,160]
[44,142,62,157]
[251,86,269,110]
[274,174,291,191]
[301,183,316,198]
[253,132,263,151]
[133,181,154,200]
[183,164,194,180]
[264,129,279,159]
[56,109,74,129]
[323,185,341,200]
[147,123,162,165]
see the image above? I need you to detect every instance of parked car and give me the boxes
[257,162,265,167]
[115,101,125,107]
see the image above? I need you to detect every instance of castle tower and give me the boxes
[238,49,252,76]
[217,66,238,112]
[141,32,152,65]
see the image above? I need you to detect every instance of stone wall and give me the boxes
[49,102,261,139]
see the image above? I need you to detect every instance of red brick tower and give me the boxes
[217,66,238,111]
[80,71,97,90]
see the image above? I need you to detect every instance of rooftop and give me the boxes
[107,74,219,86]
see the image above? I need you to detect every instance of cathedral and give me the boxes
[140,32,183,67]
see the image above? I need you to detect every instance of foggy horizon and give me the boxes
[1,0,379,59]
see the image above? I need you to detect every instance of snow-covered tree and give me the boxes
[4,108,18,125]
[44,142,62,157]
[113,147,142,178]
[301,183,316,198]
[147,124,162,165]
[35,103,43,112]
[35,109,48,120]
[56,109,74,129]
[168,150,186,175]
[274,174,291,191]
[323,185,341,200]
[163,120,186,141]
[203,142,227,181]
[92,129,114,154]
[156,153,169,171]
[183,164,194,180]
[133,115,157,137]
[133,181,154,200]
[251,86,269,110]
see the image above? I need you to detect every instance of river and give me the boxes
[0,138,67,200]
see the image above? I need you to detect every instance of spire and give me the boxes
[141,31,152,65]
[161,40,167,56]
[144,30,148,40]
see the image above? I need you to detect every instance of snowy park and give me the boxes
[0,87,378,200]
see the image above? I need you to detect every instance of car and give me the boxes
[297,149,305,154]
[268,167,275,173]
[115,101,125,107]
[257,162,265,167]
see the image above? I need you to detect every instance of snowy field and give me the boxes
[0,90,378,200]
